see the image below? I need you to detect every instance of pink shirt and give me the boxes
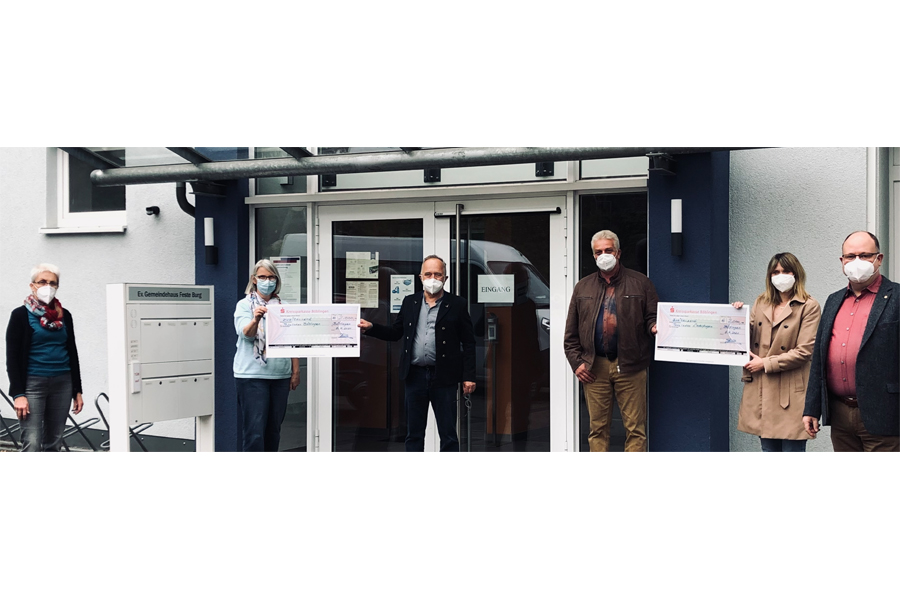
[826,274,882,397]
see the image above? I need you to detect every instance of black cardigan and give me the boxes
[5,305,83,399]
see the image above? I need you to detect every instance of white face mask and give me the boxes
[770,273,795,293]
[35,285,56,304]
[422,278,444,294]
[596,253,617,272]
[843,257,876,283]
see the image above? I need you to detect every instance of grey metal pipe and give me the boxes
[91,147,757,187]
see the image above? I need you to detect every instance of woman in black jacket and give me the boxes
[5,263,83,451]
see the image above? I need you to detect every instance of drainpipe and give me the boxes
[176,181,195,217]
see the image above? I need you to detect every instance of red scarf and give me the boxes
[24,295,65,330]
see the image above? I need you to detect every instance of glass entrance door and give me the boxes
[317,198,568,452]
[317,203,437,451]
[576,191,649,452]
[436,197,569,452]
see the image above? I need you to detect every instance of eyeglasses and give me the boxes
[841,253,879,262]
[33,280,59,288]
[421,272,445,279]
[255,275,277,282]
[592,249,617,257]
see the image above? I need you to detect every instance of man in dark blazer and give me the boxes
[803,231,900,451]
[359,255,476,452]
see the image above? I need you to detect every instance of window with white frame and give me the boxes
[45,149,126,232]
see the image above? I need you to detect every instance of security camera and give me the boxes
[146,206,160,216]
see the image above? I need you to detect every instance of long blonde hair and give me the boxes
[758,252,809,306]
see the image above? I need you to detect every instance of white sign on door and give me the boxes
[477,274,515,304]
[390,274,415,313]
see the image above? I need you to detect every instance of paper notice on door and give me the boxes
[346,251,379,279]
[271,256,303,303]
[390,274,415,313]
[347,280,379,308]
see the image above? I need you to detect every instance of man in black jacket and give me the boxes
[359,255,476,452]
[803,231,900,451]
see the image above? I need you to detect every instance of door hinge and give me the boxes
[314,429,320,452]
[314,217,320,280]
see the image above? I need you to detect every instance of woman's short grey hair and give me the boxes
[590,230,620,251]
[31,263,60,283]
[245,259,281,295]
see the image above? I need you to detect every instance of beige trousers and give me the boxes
[582,356,647,452]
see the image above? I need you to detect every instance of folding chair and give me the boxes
[94,392,152,452]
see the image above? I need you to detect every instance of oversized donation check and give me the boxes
[654,302,749,366]
[266,304,361,357]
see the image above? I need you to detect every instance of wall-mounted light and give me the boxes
[671,199,683,256]
[204,217,218,265]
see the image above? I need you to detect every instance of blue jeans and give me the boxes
[405,365,459,452]
[235,377,290,452]
[760,438,807,452]
[21,373,72,452]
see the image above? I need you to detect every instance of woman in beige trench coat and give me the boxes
[733,252,821,451]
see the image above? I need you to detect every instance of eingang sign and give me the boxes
[477,274,514,304]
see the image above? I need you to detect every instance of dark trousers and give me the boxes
[405,365,459,452]
[235,377,291,452]
[760,438,807,452]
[21,373,72,452]
[829,399,900,452]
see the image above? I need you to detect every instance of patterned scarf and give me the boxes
[24,295,65,330]
[248,291,280,365]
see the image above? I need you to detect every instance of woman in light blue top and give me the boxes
[234,259,300,451]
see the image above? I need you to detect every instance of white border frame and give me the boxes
[42,149,126,233]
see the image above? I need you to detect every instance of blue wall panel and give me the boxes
[195,177,249,452]
[648,151,731,451]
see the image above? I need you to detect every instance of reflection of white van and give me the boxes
[460,240,550,352]
[275,233,550,351]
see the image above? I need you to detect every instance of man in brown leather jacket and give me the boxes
[564,230,658,451]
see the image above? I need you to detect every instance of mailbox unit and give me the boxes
[107,284,215,452]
